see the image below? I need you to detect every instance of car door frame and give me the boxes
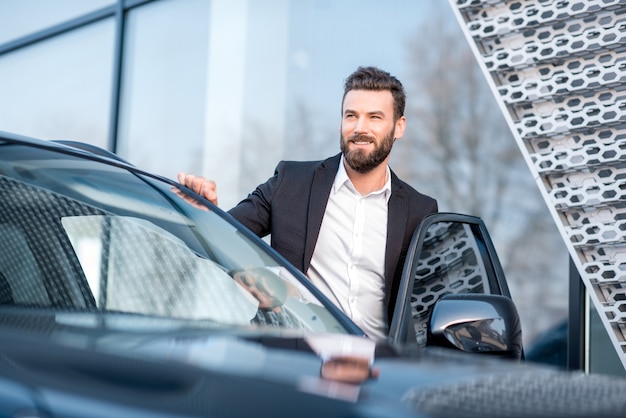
[388,212,512,346]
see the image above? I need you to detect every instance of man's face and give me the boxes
[340,89,406,173]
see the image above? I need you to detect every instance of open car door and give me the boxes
[389,213,522,358]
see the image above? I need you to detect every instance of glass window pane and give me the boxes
[588,301,626,377]
[0,18,114,148]
[0,0,115,45]
[117,0,438,204]
[117,0,210,181]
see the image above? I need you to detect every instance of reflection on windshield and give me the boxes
[62,213,341,334]
[231,267,294,311]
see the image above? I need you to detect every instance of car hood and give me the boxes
[138,333,626,418]
[2,314,625,418]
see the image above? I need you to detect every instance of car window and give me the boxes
[391,214,511,346]
[0,147,349,336]
[0,222,50,306]
[62,215,262,325]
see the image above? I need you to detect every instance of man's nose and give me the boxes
[354,117,367,134]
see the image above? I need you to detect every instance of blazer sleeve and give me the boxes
[227,161,287,238]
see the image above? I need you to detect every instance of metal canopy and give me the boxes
[448,0,626,370]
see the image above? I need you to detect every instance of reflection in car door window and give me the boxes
[411,221,492,346]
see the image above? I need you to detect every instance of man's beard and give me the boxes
[340,128,395,174]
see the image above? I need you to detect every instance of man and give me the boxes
[179,66,437,339]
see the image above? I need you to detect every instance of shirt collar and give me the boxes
[334,155,392,202]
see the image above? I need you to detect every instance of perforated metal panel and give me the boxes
[448,0,626,370]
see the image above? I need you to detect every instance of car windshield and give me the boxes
[0,141,350,336]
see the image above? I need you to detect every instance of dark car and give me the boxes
[1,131,625,418]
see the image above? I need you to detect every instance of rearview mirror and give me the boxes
[428,293,523,360]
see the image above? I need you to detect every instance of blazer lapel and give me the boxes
[385,175,408,296]
[303,154,341,272]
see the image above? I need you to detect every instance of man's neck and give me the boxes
[343,160,389,195]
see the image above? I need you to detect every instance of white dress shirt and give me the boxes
[306,157,391,340]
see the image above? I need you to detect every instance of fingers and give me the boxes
[170,186,209,211]
[177,172,219,206]
[192,177,217,206]
[202,179,218,206]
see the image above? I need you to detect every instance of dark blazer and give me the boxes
[228,153,438,324]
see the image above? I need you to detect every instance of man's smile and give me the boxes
[349,135,376,147]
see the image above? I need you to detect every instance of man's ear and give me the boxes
[394,116,407,140]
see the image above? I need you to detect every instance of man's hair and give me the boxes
[342,66,406,121]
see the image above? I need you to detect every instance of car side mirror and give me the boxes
[428,293,523,360]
